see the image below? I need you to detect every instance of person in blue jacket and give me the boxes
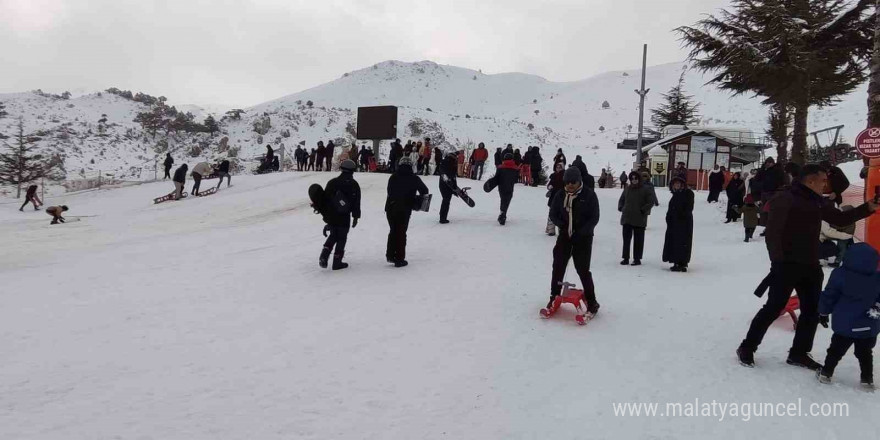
[817,243,880,390]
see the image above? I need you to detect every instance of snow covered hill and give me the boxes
[1,172,876,439]
[0,60,870,188]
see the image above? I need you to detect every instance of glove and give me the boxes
[352,218,358,228]
[868,303,880,320]
[819,315,829,328]
[322,225,330,237]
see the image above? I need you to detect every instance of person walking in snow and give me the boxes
[484,153,520,225]
[318,159,361,270]
[553,148,567,168]
[529,147,543,187]
[191,161,213,196]
[741,194,760,242]
[19,184,43,211]
[385,156,429,268]
[163,153,174,180]
[570,156,594,189]
[494,147,503,167]
[619,171,628,188]
[307,148,316,171]
[725,172,745,223]
[545,162,565,235]
[172,164,188,200]
[618,171,654,266]
[816,243,880,391]
[546,166,601,318]
[325,140,336,172]
[434,147,443,176]
[737,164,878,370]
[707,164,725,203]
[216,159,231,189]
[438,152,459,224]
[315,141,326,172]
[471,142,489,180]
[46,205,68,225]
[662,176,694,272]
[358,146,370,172]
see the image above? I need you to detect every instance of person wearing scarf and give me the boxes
[545,166,601,318]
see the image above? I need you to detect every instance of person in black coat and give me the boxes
[438,152,458,224]
[819,161,850,206]
[571,156,595,190]
[163,153,174,180]
[325,140,335,171]
[707,165,725,203]
[737,164,878,369]
[484,153,520,225]
[272,155,280,172]
[725,172,745,223]
[385,156,429,267]
[545,162,565,235]
[265,145,275,172]
[388,140,403,174]
[546,166,601,316]
[315,142,326,172]
[494,148,503,167]
[529,147,543,187]
[662,177,694,272]
[619,171,628,188]
[319,160,361,270]
[172,164,188,199]
[553,149,567,168]
[513,149,523,166]
[215,159,231,189]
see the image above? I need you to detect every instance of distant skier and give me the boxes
[19,184,43,211]
[438,152,459,224]
[385,156,429,267]
[319,159,361,270]
[46,205,69,225]
[216,159,231,189]
[484,153,520,225]
[618,171,654,266]
[191,162,213,196]
[546,166,601,319]
[163,153,174,179]
[662,177,694,272]
[173,164,188,200]
[325,140,335,171]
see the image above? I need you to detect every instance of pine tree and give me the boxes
[678,0,876,165]
[0,119,46,198]
[650,72,701,128]
[767,103,791,163]
[204,115,219,136]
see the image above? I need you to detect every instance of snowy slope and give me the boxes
[1,172,878,439]
[0,60,871,186]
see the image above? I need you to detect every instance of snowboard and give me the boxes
[441,176,476,208]
[153,191,188,204]
[195,187,217,197]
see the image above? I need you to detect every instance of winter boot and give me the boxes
[586,302,600,317]
[737,346,755,368]
[786,351,823,371]
[498,213,506,225]
[394,260,409,268]
[861,381,876,392]
[319,247,332,268]
[630,260,642,266]
[817,370,832,384]
[332,253,349,271]
[439,219,450,224]
[620,259,629,266]
[671,265,681,272]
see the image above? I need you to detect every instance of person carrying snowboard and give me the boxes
[319,159,361,270]
[438,151,458,224]
[46,205,69,225]
[484,153,520,225]
[385,156,429,267]
[19,184,43,211]
[546,166,601,318]
[163,153,174,180]
[173,164,188,200]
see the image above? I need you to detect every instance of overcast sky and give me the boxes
[0,0,731,108]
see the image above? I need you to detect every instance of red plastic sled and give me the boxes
[540,282,589,325]
[780,295,799,330]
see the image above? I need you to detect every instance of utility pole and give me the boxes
[634,44,650,170]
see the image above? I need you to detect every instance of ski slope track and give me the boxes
[1,172,876,439]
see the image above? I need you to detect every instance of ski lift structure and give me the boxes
[807,125,859,165]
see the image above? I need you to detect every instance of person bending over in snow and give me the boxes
[319,159,361,270]
[384,156,429,267]
[817,243,880,391]
[191,162,213,196]
[46,205,68,225]
[484,152,520,225]
[19,184,43,211]
[173,164,188,200]
[216,159,231,189]
[546,166,600,317]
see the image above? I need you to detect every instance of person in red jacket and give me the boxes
[484,153,520,225]
[471,143,489,180]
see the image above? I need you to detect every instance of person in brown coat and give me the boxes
[46,205,68,224]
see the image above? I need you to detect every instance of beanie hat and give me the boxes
[503,153,514,161]
[340,159,356,172]
[563,166,582,184]
[398,156,414,168]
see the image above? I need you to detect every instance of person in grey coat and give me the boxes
[618,171,655,266]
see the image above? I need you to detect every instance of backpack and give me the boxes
[331,188,352,215]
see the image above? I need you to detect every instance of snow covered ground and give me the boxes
[1,170,878,439]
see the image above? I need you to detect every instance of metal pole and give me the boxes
[634,44,650,170]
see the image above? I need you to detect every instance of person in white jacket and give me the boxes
[819,205,856,267]
[191,161,214,196]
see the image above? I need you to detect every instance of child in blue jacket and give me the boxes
[818,243,880,391]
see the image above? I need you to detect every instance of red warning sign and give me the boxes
[856,127,880,159]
